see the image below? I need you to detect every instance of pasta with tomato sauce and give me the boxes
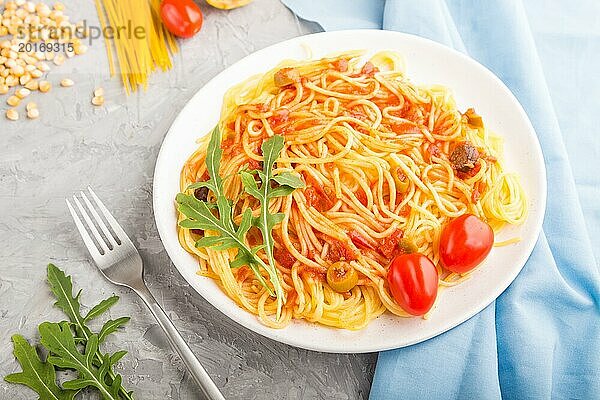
[176,50,527,329]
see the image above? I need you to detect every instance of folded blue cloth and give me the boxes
[282,1,600,398]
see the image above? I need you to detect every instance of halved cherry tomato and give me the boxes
[439,214,493,273]
[160,0,203,38]
[387,253,438,316]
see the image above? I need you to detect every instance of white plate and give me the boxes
[153,30,546,353]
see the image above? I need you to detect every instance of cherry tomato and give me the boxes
[160,0,203,38]
[439,214,494,273]
[387,253,438,316]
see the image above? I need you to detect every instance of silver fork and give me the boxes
[66,187,225,400]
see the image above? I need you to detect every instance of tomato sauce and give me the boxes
[246,158,262,171]
[292,118,321,131]
[355,187,368,206]
[221,135,244,156]
[303,173,335,212]
[348,108,368,121]
[425,141,446,163]
[327,239,358,262]
[361,61,379,77]
[471,182,486,203]
[304,187,335,212]
[299,265,326,280]
[399,204,411,217]
[471,187,481,203]
[332,58,349,72]
[389,121,420,134]
[236,266,251,283]
[274,245,297,269]
[348,230,375,250]
[268,108,290,127]
[456,161,482,180]
[378,229,405,258]
[373,95,400,109]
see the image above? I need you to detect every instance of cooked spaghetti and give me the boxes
[177,51,527,329]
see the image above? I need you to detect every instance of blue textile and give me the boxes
[281,1,600,398]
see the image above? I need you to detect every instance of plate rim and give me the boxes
[152,29,547,353]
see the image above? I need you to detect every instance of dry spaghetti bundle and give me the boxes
[177,51,527,329]
[94,0,178,93]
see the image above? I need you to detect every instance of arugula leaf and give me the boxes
[176,128,304,318]
[239,135,304,318]
[272,171,306,188]
[4,265,134,400]
[4,334,76,400]
[40,322,122,400]
[46,264,132,400]
[177,127,276,294]
[84,296,119,322]
[98,317,130,343]
[176,194,272,292]
[47,264,84,327]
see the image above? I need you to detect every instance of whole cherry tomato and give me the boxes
[439,214,494,273]
[387,253,438,316]
[160,0,203,38]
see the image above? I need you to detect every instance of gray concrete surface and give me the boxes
[0,1,376,399]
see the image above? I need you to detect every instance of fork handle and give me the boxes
[133,284,225,400]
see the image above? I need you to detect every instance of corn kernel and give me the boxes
[7,95,20,106]
[37,4,51,17]
[5,75,17,86]
[60,78,73,87]
[26,101,37,111]
[11,65,25,77]
[37,62,50,72]
[19,74,31,85]
[91,95,104,106]
[74,44,87,55]
[6,108,18,121]
[15,87,30,98]
[5,58,16,69]
[53,54,64,65]
[27,107,39,119]
[39,80,51,92]
[24,79,38,90]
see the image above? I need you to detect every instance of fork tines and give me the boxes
[66,187,125,258]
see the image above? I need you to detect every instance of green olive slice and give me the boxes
[397,238,418,255]
[326,261,359,293]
